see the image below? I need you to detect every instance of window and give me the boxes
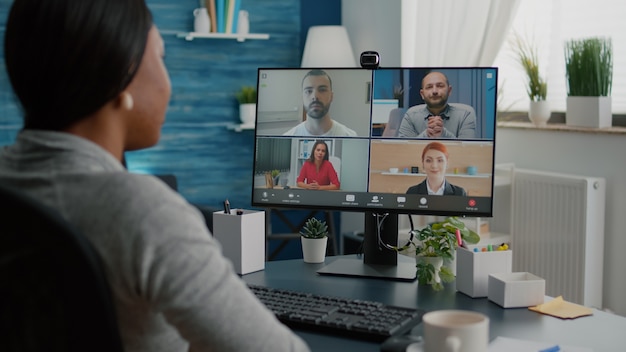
[493,0,626,114]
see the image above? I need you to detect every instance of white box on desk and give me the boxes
[456,246,512,298]
[488,272,545,308]
[212,210,265,275]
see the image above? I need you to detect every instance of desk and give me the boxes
[242,255,625,352]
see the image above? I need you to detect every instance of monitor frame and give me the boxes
[251,66,498,218]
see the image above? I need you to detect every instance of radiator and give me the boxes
[510,168,606,308]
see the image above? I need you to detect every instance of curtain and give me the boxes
[401,0,520,66]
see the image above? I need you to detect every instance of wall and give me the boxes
[496,125,626,316]
[0,0,301,211]
[342,0,402,67]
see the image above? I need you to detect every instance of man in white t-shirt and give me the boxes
[283,69,357,137]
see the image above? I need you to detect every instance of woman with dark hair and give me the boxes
[0,0,309,351]
[297,140,340,190]
[406,142,466,196]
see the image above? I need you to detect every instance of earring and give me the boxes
[121,93,134,110]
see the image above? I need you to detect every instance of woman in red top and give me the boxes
[297,140,340,190]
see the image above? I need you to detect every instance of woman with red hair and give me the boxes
[406,142,466,196]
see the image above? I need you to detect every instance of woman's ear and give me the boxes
[119,92,134,111]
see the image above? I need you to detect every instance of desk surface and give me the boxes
[241,255,625,352]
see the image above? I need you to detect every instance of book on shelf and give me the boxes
[200,0,243,34]
[216,0,225,33]
[206,0,217,33]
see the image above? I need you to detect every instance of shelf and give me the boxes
[227,123,255,132]
[175,31,270,42]
[380,172,491,178]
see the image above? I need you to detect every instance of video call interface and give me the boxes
[251,67,498,217]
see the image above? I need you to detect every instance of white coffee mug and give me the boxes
[422,310,489,352]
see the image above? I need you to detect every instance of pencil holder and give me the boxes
[456,246,512,298]
[212,209,265,275]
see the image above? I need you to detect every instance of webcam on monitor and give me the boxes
[360,51,380,69]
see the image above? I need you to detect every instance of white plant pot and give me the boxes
[566,96,612,128]
[239,103,256,126]
[528,100,550,127]
[417,256,444,284]
[301,236,328,263]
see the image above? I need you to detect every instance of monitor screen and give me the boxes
[251,67,497,217]
[251,66,498,281]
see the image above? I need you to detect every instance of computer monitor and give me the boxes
[251,67,498,281]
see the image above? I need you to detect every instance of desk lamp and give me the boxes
[301,25,357,67]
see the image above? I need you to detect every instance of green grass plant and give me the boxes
[564,37,613,96]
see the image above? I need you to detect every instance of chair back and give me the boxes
[0,183,124,352]
[329,155,341,180]
[382,108,406,137]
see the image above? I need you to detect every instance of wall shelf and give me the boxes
[175,31,270,42]
[380,172,491,178]
[227,123,255,132]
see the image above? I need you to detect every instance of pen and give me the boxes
[539,345,560,352]
[455,228,462,247]
[223,199,231,214]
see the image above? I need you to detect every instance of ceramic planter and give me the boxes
[566,96,611,128]
[239,103,256,127]
[528,100,550,126]
[417,256,443,285]
[301,236,328,263]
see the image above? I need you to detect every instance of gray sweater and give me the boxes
[0,130,309,352]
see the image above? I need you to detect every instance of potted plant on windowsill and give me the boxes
[512,33,549,126]
[564,36,613,128]
[300,217,329,263]
[270,169,280,186]
[399,217,480,291]
[236,85,257,127]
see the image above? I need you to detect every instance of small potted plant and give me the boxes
[270,169,280,186]
[300,217,329,263]
[235,85,257,126]
[564,36,613,128]
[511,33,549,126]
[401,217,480,291]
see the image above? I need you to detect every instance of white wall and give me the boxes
[342,0,401,67]
[495,126,626,316]
[340,0,626,316]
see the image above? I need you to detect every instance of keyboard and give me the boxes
[248,284,424,342]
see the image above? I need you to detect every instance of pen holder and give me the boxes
[456,246,512,298]
[212,209,265,275]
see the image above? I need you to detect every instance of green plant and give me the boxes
[398,217,480,291]
[270,169,280,178]
[300,218,328,239]
[236,86,257,104]
[512,33,547,102]
[564,37,613,96]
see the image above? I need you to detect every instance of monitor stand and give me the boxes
[317,212,417,282]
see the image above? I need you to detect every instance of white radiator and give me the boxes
[510,168,605,308]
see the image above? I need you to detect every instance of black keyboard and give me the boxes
[248,284,424,342]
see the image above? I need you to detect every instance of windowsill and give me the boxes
[497,121,626,135]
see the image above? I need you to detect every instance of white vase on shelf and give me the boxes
[237,10,249,34]
[193,8,210,33]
